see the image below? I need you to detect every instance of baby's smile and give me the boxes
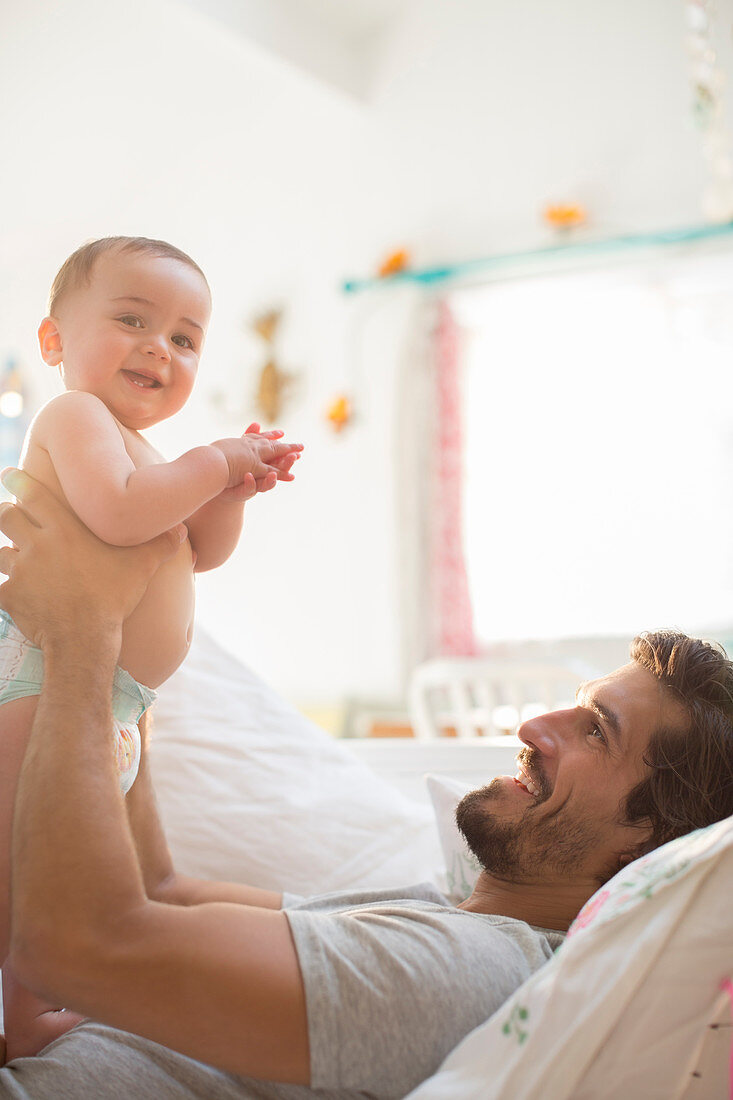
[121,368,162,389]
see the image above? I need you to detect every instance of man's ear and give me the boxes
[38,317,63,366]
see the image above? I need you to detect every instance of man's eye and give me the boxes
[172,334,194,350]
[588,724,606,743]
[119,315,143,328]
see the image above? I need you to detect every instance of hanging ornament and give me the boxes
[325,245,412,436]
[685,0,733,222]
[326,394,352,432]
[256,358,291,423]
[542,203,588,231]
[252,308,280,344]
[377,247,411,278]
[249,308,298,423]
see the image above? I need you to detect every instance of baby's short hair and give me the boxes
[48,236,209,315]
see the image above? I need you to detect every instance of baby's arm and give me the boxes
[31,393,299,547]
[184,492,247,574]
[185,423,300,573]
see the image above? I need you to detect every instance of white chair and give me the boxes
[408,658,591,740]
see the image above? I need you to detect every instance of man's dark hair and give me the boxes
[623,630,733,855]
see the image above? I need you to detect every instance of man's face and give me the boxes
[456,663,688,886]
[41,250,211,431]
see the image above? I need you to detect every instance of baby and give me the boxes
[0,236,302,1061]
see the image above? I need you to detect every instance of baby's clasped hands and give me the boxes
[211,423,303,503]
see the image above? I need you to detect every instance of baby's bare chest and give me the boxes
[117,425,164,470]
[23,418,193,687]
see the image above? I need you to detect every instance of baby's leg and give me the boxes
[2,960,85,1062]
[0,697,84,1060]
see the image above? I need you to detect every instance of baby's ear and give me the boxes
[38,316,63,366]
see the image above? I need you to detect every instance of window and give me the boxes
[453,248,733,642]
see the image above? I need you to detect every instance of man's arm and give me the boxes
[128,713,283,910]
[0,472,309,1082]
[0,696,86,1063]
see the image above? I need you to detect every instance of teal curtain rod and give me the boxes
[342,220,733,294]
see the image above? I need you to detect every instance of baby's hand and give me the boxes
[211,427,302,490]
[244,423,300,487]
[211,423,302,503]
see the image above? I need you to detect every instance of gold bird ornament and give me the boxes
[250,308,297,422]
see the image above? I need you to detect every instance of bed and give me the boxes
[3,628,732,1097]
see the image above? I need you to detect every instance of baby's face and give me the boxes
[45,250,212,431]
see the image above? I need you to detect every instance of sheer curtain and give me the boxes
[449,247,733,645]
[397,297,477,679]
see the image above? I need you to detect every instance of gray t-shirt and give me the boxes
[0,883,562,1100]
[284,882,562,1099]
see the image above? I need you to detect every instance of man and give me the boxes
[0,468,730,1098]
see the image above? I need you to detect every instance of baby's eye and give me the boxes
[119,315,144,328]
[172,333,195,350]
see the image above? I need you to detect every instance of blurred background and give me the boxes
[1,0,732,734]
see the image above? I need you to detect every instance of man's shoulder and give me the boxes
[285,882,561,973]
[283,881,449,914]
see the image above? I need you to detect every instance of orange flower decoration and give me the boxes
[326,395,352,432]
[377,248,410,277]
[543,203,587,230]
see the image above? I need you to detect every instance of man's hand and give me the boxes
[0,468,186,653]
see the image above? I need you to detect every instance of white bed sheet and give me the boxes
[150,627,446,896]
[150,627,519,897]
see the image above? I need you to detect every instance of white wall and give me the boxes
[0,0,720,711]
[370,0,711,251]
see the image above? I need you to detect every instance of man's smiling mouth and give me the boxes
[514,760,541,797]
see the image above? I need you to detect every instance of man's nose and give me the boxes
[517,707,576,757]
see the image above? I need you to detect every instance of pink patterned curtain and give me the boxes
[428,300,477,657]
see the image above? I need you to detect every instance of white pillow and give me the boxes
[149,627,439,896]
[425,774,480,903]
[407,813,733,1100]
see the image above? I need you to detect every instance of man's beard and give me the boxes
[455,751,606,883]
